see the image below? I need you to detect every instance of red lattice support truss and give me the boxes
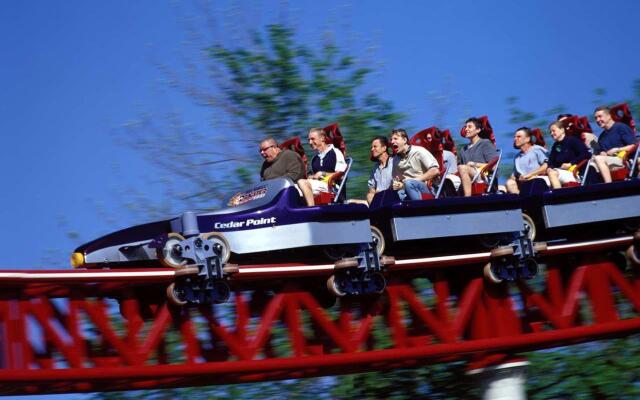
[1,254,640,395]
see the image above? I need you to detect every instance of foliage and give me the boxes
[526,336,640,399]
[109,6,640,398]
[122,23,403,214]
[208,24,404,198]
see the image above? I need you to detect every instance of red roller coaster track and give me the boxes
[1,238,639,395]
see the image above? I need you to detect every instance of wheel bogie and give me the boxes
[159,233,188,268]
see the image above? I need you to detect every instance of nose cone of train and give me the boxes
[70,252,85,268]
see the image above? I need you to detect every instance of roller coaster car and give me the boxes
[518,177,640,244]
[71,177,387,304]
[518,104,640,243]
[370,126,541,283]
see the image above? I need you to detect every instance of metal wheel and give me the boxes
[371,226,385,255]
[491,246,514,258]
[201,233,231,264]
[627,245,640,266]
[212,280,231,304]
[483,263,503,284]
[522,213,536,241]
[166,282,187,306]
[159,233,188,268]
[327,275,346,297]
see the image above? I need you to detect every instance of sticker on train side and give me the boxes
[214,217,277,229]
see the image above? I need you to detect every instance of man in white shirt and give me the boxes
[390,129,440,200]
[298,127,347,206]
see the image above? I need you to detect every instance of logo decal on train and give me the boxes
[228,186,268,207]
[214,217,276,230]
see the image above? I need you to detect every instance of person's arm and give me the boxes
[333,149,347,173]
[570,137,590,164]
[414,166,440,183]
[366,188,376,204]
[285,152,305,182]
[520,162,548,180]
[415,149,441,182]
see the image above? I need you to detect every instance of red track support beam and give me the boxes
[0,254,639,395]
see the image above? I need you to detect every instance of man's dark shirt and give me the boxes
[598,122,635,152]
[460,138,498,164]
[548,135,590,168]
[260,149,305,182]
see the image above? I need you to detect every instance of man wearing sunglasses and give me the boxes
[259,137,305,183]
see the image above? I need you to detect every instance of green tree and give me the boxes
[122,24,403,211]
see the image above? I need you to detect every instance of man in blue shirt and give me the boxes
[366,136,394,204]
[505,127,548,194]
[592,106,636,183]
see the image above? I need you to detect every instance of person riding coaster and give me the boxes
[516,104,640,247]
[369,126,545,284]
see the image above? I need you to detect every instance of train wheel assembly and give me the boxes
[483,263,503,284]
[327,275,346,297]
[200,232,231,264]
[370,271,387,294]
[159,233,188,268]
[533,242,548,253]
[371,226,386,255]
[522,213,536,241]
[627,245,640,266]
[166,282,188,306]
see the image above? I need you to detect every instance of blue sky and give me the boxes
[1,1,640,398]
[1,0,639,269]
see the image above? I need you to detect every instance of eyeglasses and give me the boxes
[259,145,276,153]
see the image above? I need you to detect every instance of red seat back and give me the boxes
[441,129,457,155]
[409,126,445,170]
[322,123,347,155]
[279,137,308,178]
[471,154,501,195]
[610,103,636,131]
[561,116,593,141]
[530,128,546,148]
[460,116,496,145]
